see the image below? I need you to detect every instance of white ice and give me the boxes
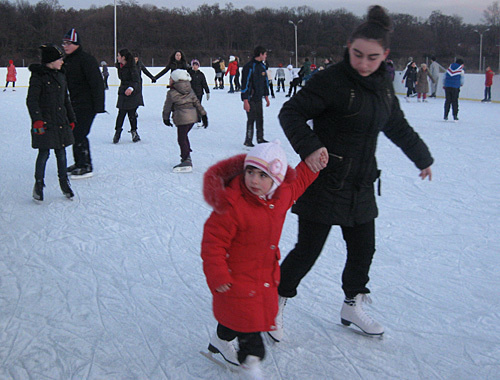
[1,81,499,380]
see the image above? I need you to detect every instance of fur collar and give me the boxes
[203,154,297,214]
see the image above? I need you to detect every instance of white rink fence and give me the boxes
[1,66,498,102]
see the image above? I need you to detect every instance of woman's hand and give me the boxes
[305,147,329,173]
[216,283,231,293]
[125,88,133,96]
[419,167,432,181]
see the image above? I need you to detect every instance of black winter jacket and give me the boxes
[188,69,210,98]
[154,60,189,81]
[279,52,434,226]
[63,46,105,113]
[26,64,76,150]
[116,62,144,110]
[241,58,269,102]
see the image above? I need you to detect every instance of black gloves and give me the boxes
[201,114,208,128]
[163,119,172,127]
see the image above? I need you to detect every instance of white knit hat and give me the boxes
[170,69,191,82]
[229,55,235,62]
[244,140,288,189]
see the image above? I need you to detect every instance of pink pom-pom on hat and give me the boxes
[244,139,288,186]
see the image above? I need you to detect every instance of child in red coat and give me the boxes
[201,140,324,378]
[482,66,495,102]
[4,60,17,91]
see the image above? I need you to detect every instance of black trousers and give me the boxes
[217,323,265,364]
[278,218,376,299]
[276,78,285,91]
[287,78,301,96]
[35,148,67,181]
[72,109,96,169]
[176,123,193,161]
[115,108,138,131]
[484,86,491,100]
[444,87,460,118]
[245,99,264,143]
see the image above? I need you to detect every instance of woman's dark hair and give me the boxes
[169,50,186,63]
[349,5,392,49]
[118,48,134,65]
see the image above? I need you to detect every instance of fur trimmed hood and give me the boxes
[203,154,297,214]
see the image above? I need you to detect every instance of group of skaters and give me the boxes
[23,6,500,378]
[400,55,495,122]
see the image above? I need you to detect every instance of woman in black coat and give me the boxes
[271,6,433,339]
[402,61,418,100]
[154,50,189,82]
[113,49,143,143]
[26,43,76,201]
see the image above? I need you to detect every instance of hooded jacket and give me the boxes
[162,80,206,125]
[444,63,465,88]
[26,64,76,150]
[279,51,434,227]
[201,154,318,332]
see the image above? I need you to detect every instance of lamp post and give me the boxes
[289,19,302,68]
[474,28,490,72]
[114,0,117,63]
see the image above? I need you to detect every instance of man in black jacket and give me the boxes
[240,46,270,147]
[62,28,105,178]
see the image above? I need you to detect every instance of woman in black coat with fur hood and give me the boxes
[113,49,144,143]
[27,43,76,201]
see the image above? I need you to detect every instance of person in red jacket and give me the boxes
[201,140,324,378]
[225,55,239,93]
[482,66,494,102]
[4,60,17,91]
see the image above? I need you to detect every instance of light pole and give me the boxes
[114,0,117,63]
[289,19,302,68]
[474,28,490,72]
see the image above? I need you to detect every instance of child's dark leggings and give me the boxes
[115,108,138,131]
[5,81,15,88]
[177,123,194,161]
[217,323,265,364]
[35,148,67,180]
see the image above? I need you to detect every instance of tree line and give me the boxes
[1,0,500,72]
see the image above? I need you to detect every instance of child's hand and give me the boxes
[216,283,231,293]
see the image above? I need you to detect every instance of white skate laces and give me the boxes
[340,294,384,335]
[268,296,287,342]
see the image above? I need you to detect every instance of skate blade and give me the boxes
[338,322,384,338]
[70,172,94,180]
[173,167,192,173]
[200,351,239,372]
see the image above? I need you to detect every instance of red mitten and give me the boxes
[33,120,46,135]
[70,122,75,130]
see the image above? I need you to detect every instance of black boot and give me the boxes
[59,177,74,199]
[33,179,44,201]
[113,129,122,144]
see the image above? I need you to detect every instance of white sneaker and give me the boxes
[340,294,384,335]
[208,332,239,366]
[240,355,265,380]
[267,296,287,342]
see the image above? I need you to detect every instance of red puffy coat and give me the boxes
[225,60,238,76]
[6,64,16,82]
[485,68,494,87]
[201,154,318,333]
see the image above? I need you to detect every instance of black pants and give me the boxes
[177,123,193,161]
[277,78,285,92]
[278,218,375,299]
[268,81,274,97]
[35,148,68,181]
[5,81,15,88]
[444,87,460,118]
[245,99,264,143]
[72,109,96,169]
[287,78,301,96]
[217,323,265,364]
[115,108,138,131]
[484,86,491,100]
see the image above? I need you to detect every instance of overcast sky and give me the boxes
[34,0,494,24]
